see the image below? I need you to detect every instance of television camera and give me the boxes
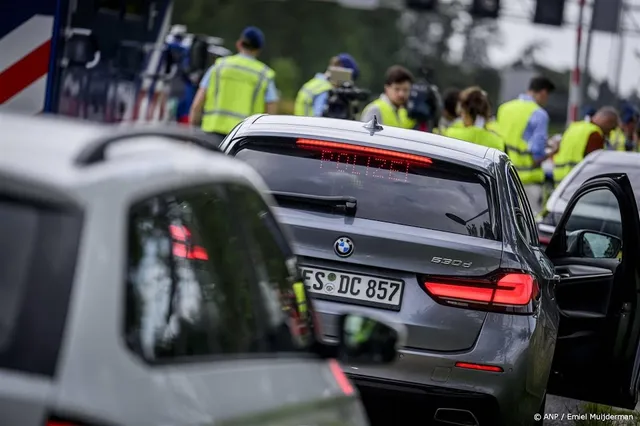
[322,66,371,120]
[406,66,442,131]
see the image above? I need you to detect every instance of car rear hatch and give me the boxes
[230,136,504,352]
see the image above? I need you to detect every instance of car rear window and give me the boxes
[0,196,82,377]
[561,162,640,204]
[125,184,314,364]
[232,137,498,240]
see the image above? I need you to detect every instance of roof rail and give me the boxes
[74,126,222,166]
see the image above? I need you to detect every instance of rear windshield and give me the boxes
[561,162,640,205]
[0,196,82,377]
[232,137,497,240]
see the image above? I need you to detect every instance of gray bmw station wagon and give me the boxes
[222,114,640,426]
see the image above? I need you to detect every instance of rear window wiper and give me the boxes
[268,191,357,216]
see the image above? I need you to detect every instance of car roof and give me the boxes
[588,149,640,165]
[233,114,501,172]
[1,112,109,165]
[0,113,267,198]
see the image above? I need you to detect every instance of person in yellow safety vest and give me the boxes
[360,65,416,129]
[292,281,308,321]
[433,87,462,134]
[608,127,627,152]
[553,107,619,184]
[494,76,557,216]
[188,26,278,147]
[294,54,360,117]
[443,86,507,153]
[608,104,639,152]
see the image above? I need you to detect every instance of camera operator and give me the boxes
[360,65,415,129]
[294,53,360,117]
[406,67,443,132]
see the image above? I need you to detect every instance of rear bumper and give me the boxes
[332,309,552,426]
[351,374,502,425]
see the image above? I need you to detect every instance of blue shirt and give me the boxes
[199,53,279,103]
[312,73,330,117]
[518,94,549,162]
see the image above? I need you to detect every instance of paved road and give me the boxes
[362,393,639,425]
[544,395,639,425]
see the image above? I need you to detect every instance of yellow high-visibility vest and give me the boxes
[553,121,603,183]
[362,98,415,129]
[292,281,308,318]
[434,118,463,134]
[496,99,545,184]
[444,125,507,153]
[201,54,275,134]
[609,127,626,151]
[294,76,333,116]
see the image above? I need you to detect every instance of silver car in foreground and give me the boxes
[0,113,405,426]
[223,114,640,426]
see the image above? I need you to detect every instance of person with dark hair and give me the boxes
[433,87,462,134]
[494,75,556,214]
[360,65,416,129]
[294,54,359,117]
[554,106,619,184]
[443,86,506,152]
[189,26,278,146]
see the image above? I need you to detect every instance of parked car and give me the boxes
[538,150,640,246]
[221,114,640,426]
[0,113,405,426]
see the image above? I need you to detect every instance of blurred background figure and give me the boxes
[434,87,461,134]
[443,86,506,152]
[607,102,639,151]
[553,106,619,185]
[294,53,360,117]
[360,65,415,129]
[189,26,278,146]
[582,105,597,122]
[495,75,556,215]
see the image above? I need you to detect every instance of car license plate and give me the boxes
[300,266,404,311]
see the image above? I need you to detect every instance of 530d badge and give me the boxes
[430,256,472,268]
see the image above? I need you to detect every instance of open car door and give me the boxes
[545,173,640,408]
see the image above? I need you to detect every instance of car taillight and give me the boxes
[46,416,110,426]
[423,272,539,312]
[169,224,209,260]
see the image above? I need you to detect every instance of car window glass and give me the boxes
[0,198,81,376]
[233,137,497,241]
[564,188,622,241]
[125,186,308,362]
[511,167,539,244]
[564,189,622,260]
[560,162,640,205]
[507,168,534,244]
[227,183,315,348]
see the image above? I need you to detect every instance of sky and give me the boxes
[486,0,640,96]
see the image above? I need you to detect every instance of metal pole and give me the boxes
[613,1,625,95]
[581,9,595,109]
[568,0,587,125]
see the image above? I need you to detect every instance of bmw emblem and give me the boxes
[334,237,354,258]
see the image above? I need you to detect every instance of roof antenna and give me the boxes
[363,115,383,136]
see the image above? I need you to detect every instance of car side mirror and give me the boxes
[569,229,622,259]
[336,313,406,365]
